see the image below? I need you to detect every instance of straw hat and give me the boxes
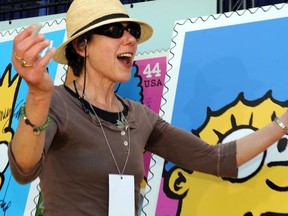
[54,0,153,64]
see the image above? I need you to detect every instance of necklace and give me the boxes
[73,79,130,175]
[115,101,128,130]
[88,101,131,176]
[73,79,126,129]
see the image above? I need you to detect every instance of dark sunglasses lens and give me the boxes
[94,23,124,38]
[126,23,141,39]
[94,22,141,39]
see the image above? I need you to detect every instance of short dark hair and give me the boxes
[65,31,93,77]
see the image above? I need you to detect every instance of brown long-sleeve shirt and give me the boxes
[8,85,237,215]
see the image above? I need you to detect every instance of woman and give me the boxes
[8,0,288,215]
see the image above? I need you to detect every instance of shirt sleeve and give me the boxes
[8,141,43,184]
[7,90,62,184]
[8,119,58,184]
[145,113,238,178]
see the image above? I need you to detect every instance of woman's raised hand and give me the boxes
[12,24,56,97]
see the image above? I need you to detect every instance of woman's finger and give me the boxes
[13,25,34,44]
[22,39,51,66]
[36,47,56,70]
[13,24,45,59]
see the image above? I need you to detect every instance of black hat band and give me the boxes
[71,13,130,37]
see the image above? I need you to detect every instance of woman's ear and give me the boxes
[72,39,87,57]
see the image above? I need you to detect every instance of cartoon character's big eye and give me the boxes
[220,128,266,183]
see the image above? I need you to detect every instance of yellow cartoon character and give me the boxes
[164,91,288,215]
[0,64,21,189]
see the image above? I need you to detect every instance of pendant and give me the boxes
[116,112,126,130]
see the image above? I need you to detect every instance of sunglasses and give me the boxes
[92,22,141,40]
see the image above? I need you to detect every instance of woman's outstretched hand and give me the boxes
[12,24,56,97]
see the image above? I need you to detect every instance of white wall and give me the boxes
[0,0,216,53]
[124,0,217,53]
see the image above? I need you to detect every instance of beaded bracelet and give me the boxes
[20,104,51,136]
[274,116,288,135]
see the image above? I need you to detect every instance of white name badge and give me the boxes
[109,174,135,216]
